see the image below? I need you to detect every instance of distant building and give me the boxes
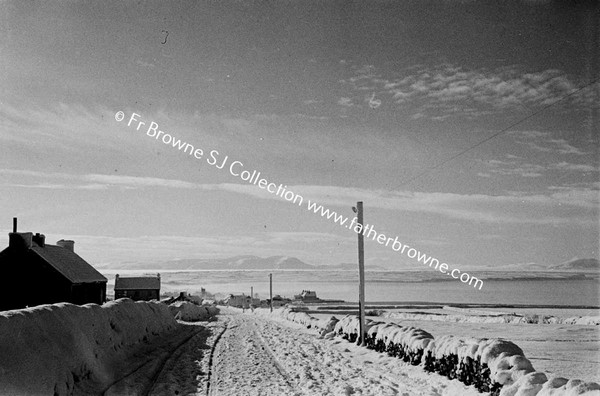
[114,274,161,301]
[224,294,248,307]
[224,294,260,308]
[0,219,107,311]
[294,290,321,302]
[270,294,292,307]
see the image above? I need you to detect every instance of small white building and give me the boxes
[294,290,320,302]
[224,294,259,308]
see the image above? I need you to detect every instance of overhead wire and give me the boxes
[390,76,600,191]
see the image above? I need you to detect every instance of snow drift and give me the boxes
[168,301,219,322]
[0,299,179,395]
[254,307,339,335]
[260,308,600,395]
[383,311,600,325]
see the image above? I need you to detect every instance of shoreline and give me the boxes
[305,302,600,310]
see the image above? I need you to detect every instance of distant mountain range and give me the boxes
[97,255,599,272]
[550,258,600,271]
[98,255,388,271]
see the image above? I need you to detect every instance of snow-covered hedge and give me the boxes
[262,309,600,395]
[383,311,600,325]
[333,315,385,345]
[367,321,434,366]
[339,316,600,395]
[258,307,339,334]
[420,335,534,394]
[168,301,219,321]
[0,299,179,395]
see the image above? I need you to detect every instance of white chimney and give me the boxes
[57,239,75,252]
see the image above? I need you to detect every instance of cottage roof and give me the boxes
[115,276,160,290]
[29,243,107,283]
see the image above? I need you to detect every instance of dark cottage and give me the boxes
[114,274,161,301]
[0,224,107,311]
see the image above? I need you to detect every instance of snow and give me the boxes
[168,301,219,321]
[365,314,600,383]
[504,375,600,396]
[217,308,484,395]
[267,308,600,395]
[0,298,179,395]
[500,372,548,396]
[383,311,600,325]
[1,301,598,395]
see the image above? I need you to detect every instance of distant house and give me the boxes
[224,294,259,308]
[114,274,160,301]
[0,220,107,311]
[294,290,320,302]
[224,294,249,308]
[270,294,292,307]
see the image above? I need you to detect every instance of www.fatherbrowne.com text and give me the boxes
[117,111,483,290]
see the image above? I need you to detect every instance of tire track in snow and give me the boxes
[249,320,303,393]
[208,313,303,396]
[146,325,212,396]
[102,325,202,396]
[251,313,455,396]
[206,319,230,396]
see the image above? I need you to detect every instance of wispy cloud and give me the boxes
[2,169,596,226]
[339,64,597,118]
[0,170,200,190]
[0,231,345,266]
[302,99,321,105]
[1,103,111,145]
[478,156,598,178]
[287,185,598,224]
[135,59,156,68]
[510,130,588,155]
[553,162,598,173]
[479,159,545,178]
[337,97,354,107]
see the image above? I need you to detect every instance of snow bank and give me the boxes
[384,311,600,325]
[255,307,339,335]
[168,301,219,322]
[536,378,600,395]
[547,316,600,326]
[420,336,535,394]
[0,299,178,395]
[386,325,599,396]
[258,309,600,396]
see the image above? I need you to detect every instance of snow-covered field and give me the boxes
[307,307,600,383]
[368,316,600,383]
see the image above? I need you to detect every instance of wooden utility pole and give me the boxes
[356,201,366,346]
[250,286,253,306]
[269,273,273,312]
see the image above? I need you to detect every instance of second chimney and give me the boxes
[32,233,45,247]
[56,239,75,252]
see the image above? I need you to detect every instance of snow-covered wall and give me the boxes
[168,301,219,321]
[261,308,600,396]
[0,299,178,395]
[384,311,600,325]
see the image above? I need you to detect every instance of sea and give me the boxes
[102,270,600,308]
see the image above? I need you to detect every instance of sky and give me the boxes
[0,0,598,272]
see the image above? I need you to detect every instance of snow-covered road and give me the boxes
[102,309,485,395]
